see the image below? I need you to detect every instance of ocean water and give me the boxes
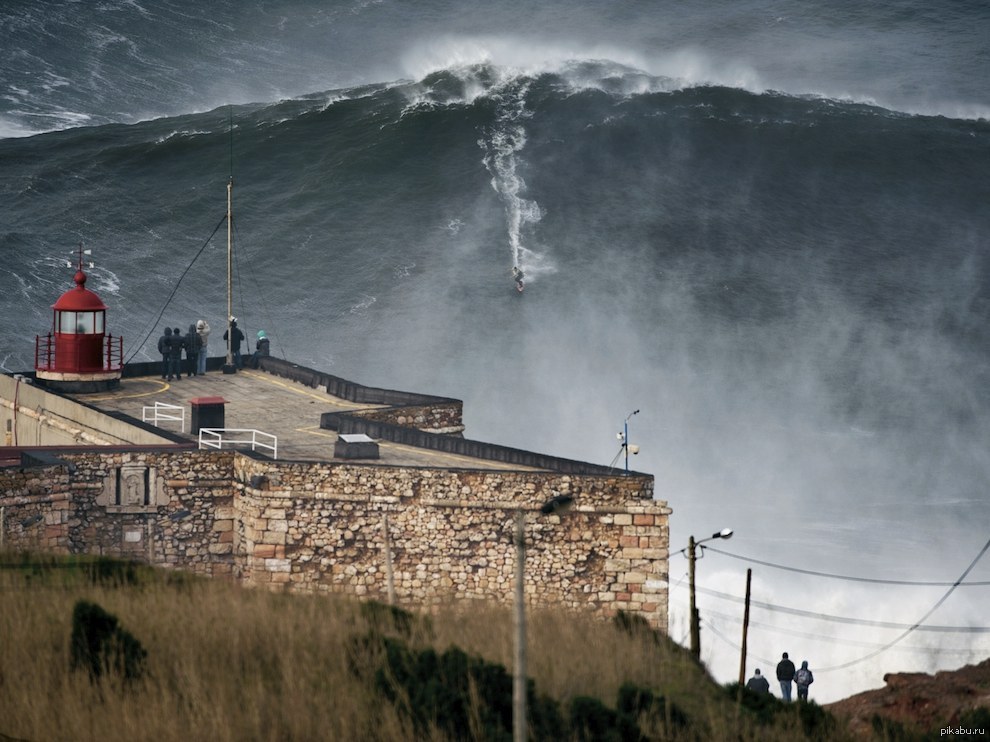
[2,0,989,702]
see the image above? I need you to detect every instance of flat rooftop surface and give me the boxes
[76,368,545,471]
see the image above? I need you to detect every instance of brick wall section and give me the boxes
[233,457,670,629]
[0,453,670,630]
[0,451,237,578]
[0,465,72,551]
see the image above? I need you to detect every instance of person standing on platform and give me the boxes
[195,319,210,375]
[184,324,200,377]
[223,317,244,369]
[776,652,796,702]
[157,327,172,379]
[168,327,184,380]
[172,328,185,378]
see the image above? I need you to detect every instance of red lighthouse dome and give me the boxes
[35,249,123,393]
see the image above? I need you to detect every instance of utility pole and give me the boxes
[739,568,752,686]
[687,528,734,661]
[513,510,527,742]
[513,496,574,742]
[383,512,395,606]
[688,535,700,659]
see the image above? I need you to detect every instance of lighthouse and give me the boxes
[34,247,123,393]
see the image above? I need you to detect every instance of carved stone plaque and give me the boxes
[96,460,167,512]
[120,464,147,506]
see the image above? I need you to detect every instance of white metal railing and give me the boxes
[198,428,278,459]
[142,401,185,432]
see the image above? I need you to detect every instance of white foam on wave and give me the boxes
[89,267,122,297]
[398,34,990,121]
[0,106,95,139]
[349,295,377,314]
[399,35,764,97]
[401,35,648,84]
[442,219,464,236]
[478,79,555,282]
[790,88,990,121]
[155,129,210,144]
[0,116,43,140]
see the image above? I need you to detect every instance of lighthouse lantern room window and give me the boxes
[58,310,105,335]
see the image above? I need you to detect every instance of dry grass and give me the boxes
[0,553,848,741]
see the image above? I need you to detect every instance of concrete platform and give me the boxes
[75,367,544,471]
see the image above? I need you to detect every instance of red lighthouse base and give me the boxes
[35,369,121,394]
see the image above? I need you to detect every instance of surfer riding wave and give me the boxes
[512,266,524,292]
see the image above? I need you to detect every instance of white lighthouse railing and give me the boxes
[142,401,185,432]
[198,428,278,459]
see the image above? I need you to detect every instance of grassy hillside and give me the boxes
[0,551,847,741]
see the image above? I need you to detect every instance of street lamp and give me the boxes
[617,409,640,474]
[514,494,575,742]
[687,527,733,660]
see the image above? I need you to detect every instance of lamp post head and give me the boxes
[716,528,733,540]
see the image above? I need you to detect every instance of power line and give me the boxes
[704,608,990,655]
[702,617,774,667]
[676,582,990,633]
[817,534,990,671]
[125,215,227,364]
[696,545,990,587]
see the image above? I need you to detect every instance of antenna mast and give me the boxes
[223,105,237,374]
[224,176,235,372]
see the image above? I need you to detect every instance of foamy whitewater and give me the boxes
[2,0,989,703]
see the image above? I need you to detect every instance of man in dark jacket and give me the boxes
[746,668,770,694]
[168,327,184,380]
[223,318,245,369]
[157,327,172,379]
[184,324,200,377]
[776,652,796,702]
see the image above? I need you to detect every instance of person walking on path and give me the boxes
[795,660,814,701]
[195,319,210,375]
[776,652,796,702]
[746,668,770,694]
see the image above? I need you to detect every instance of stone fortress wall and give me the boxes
[0,361,671,630]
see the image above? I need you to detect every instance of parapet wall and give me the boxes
[259,357,465,434]
[0,373,181,447]
[0,450,670,629]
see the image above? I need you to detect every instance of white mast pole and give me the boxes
[225,176,234,371]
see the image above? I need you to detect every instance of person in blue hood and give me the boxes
[795,660,814,701]
[250,330,270,368]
